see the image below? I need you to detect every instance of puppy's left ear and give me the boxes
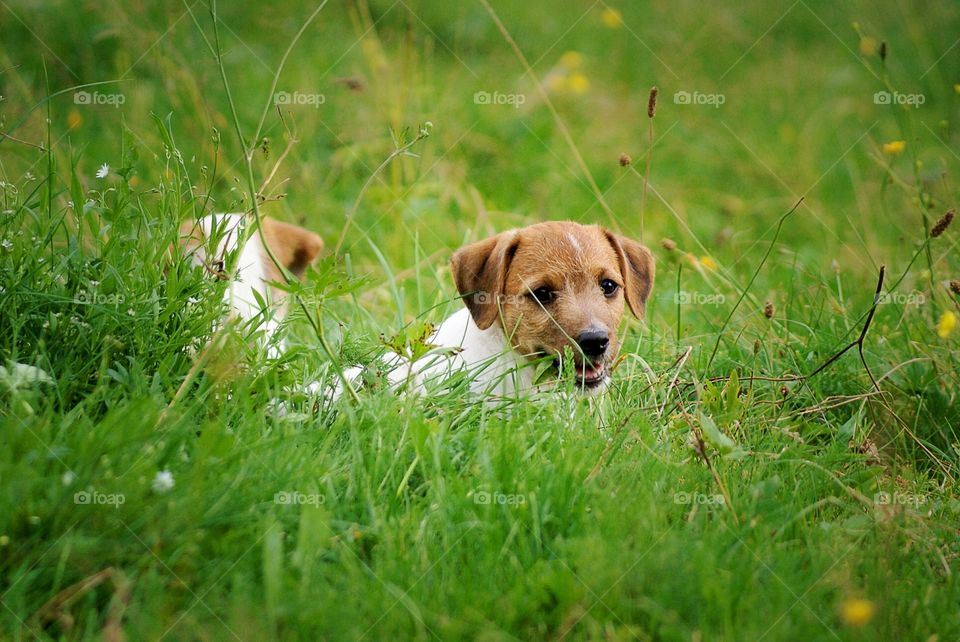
[604,231,655,318]
[260,219,324,279]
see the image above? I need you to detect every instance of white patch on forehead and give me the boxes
[566,232,582,254]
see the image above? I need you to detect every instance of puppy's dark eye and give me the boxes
[600,279,619,297]
[530,287,555,304]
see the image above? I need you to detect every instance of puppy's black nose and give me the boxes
[576,329,609,357]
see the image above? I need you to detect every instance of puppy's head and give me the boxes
[451,221,654,392]
[176,215,323,306]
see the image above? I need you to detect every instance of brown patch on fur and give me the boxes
[451,221,655,374]
[259,218,324,281]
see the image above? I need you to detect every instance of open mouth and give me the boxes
[574,361,607,388]
[546,356,608,389]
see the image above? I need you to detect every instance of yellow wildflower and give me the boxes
[700,256,718,271]
[882,140,905,155]
[567,73,590,94]
[937,311,956,338]
[859,37,877,56]
[840,598,875,627]
[559,51,584,69]
[601,7,623,28]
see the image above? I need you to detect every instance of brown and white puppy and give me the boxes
[177,214,323,353]
[355,221,654,397]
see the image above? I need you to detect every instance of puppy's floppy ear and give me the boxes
[450,230,519,330]
[604,230,655,319]
[260,218,324,279]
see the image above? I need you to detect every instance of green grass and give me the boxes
[2,0,960,639]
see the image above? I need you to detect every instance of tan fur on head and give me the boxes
[259,218,324,281]
[451,221,654,385]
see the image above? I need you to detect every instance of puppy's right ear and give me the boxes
[260,218,324,279]
[450,230,519,330]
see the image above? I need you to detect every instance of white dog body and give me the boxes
[376,307,535,397]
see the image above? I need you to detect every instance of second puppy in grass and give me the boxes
[345,221,655,397]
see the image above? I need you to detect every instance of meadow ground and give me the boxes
[1,0,959,640]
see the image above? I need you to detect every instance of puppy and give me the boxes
[346,221,654,397]
[177,214,323,352]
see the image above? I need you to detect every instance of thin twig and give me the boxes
[807,265,885,383]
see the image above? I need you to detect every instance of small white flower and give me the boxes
[126,308,134,316]
[96,163,110,179]
[62,471,76,486]
[151,470,175,493]
[0,239,12,251]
